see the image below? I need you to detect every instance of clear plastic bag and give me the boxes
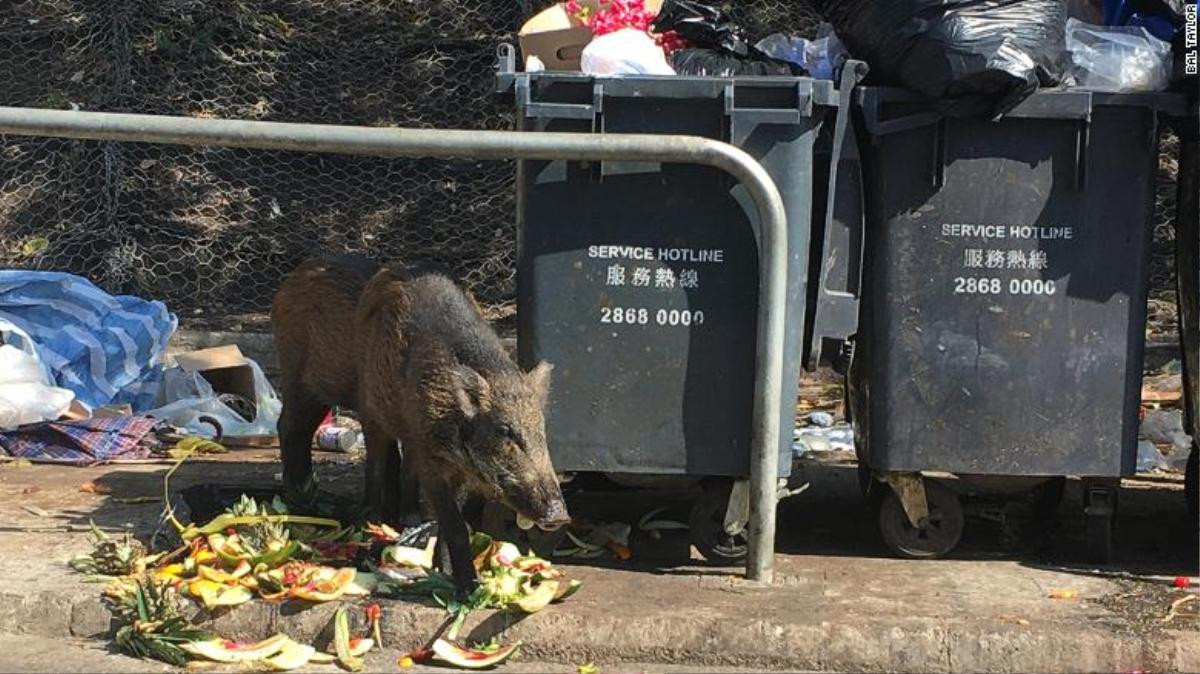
[144,357,282,438]
[755,23,848,81]
[580,28,675,76]
[1064,18,1172,92]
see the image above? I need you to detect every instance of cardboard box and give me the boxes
[93,404,133,419]
[173,344,257,412]
[518,0,663,72]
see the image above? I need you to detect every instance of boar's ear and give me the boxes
[527,361,553,405]
[451,365,490,421]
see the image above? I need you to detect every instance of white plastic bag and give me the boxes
[1065,18,1172,92]
[0,344,75,430]
[581,28,675,76]
[144,357,281,438]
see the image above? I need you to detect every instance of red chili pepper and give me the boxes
[365,603,382,622]
[1175,576,1192,588]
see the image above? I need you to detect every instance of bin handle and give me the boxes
[805,60,868,371]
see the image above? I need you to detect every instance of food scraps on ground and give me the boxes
[1048,589,1079,600]
[432,638,522,670]
[68,462,581,671]
[69,520,149,577]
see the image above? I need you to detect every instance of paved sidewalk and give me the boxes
[0,452,1195,672]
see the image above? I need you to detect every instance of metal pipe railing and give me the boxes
[0,106,787,582]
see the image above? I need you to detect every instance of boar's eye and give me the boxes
[497,423,521,445]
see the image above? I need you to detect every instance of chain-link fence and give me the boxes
[0,0,825,329]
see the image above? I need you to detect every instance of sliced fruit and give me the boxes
[293,567,356,602]
[254,541,301,567]
[489,572,524,600]
[230,559,253,578]
[515,557,552,574]
[324,637,374,658]
[154,563,187,582]
[492,542,521,567]
[198,564,241,585]
[181,634,290,662]
[431,638,521,669]
[261,640,315,671]
[382,536,437,569]
[334,606,364,672]
[515,580,558,613]
[188,578,254,608]
[207,534,248,566]
[553,578,582,602]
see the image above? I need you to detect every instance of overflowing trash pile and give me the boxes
[517,0,1195,113]
[0,270,291,465]
[68,467,582,671]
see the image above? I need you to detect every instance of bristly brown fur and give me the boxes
[271,254,568,593]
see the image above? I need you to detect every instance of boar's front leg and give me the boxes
[428,475,478,597]
[362,420,402,525]
[278,388,325,510]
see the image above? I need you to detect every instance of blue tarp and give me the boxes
[0,271,177,412]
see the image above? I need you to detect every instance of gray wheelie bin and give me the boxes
[810,87,1189,562]
[1167,102,1199,523]
[495,44,861,563]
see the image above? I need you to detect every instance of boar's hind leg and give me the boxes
[429,475,479,597]
[278,389,325,510]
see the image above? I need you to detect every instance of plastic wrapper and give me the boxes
[581,28,675,76]
[821,0,1067,118]
[652,0,805,77]
[755,23,848,80]
[1064,18,1173,91]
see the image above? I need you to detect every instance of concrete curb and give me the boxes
[3,588,1196,673]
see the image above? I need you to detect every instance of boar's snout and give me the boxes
[504,480,570,530]
[536,497,570,531]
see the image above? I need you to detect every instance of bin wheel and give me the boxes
[1031,477,1067,518]
[878,479,963,559]
[480,500,567,558]
[1186,445,1197,521]
[688,483,747,566]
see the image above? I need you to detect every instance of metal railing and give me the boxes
[0,105,788,582]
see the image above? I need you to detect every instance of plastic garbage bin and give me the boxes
[824,87,1188,562]
[1166,103,1199,522]
[495,45,859,563]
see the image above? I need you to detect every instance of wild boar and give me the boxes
[271,255,569,592]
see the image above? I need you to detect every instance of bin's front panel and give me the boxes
[518,162,760,476]
[862,105,1157,477]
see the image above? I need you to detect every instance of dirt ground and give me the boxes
[0,445,1196,673]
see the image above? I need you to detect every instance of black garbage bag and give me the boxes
[652,0,806,77]
[669,47,804,77]
[821,0,1068,118]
